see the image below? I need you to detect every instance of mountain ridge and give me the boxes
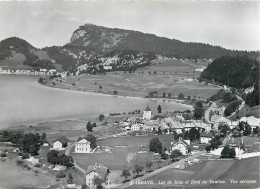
[0,24,259,72]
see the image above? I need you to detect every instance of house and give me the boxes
[75,138,92,153]
[170,139,190,155]
[53,136,69,150]
[143,105,152,120]
[164,117,183,133]
[104,65,113,70]
[144,119,160,131]
[239,116,260,130]
[85,163,110,188]
[40,69,47,72]
[131,123,143,131]
[214,117,231,129]
[225,137,244,159]
[200,132,213,144]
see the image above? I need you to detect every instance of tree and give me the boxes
[146,161,153,172]
[184,128,200,141]
[205,145,211,152]
[149,138,162,154]
[86,121,93,131]
[41,132,46,144]
[157,105,162,113]
[121,169,131,182]
[59,154,74,167]
[170,150,182,161]
[93,123,97,127]
[243,124,251,136]
[253,127,259,135]
[210,137,222,149]
[178,93,185,100]
[67,173,73,184]
[168,93,171,98]
[218,124,230,137]
[133,164,144,176]
[93,176,105,189]
[85,134,97,149]
[194,101,204,119]
[187,96,191,100]
[221,146,236,158]
[47,150,59,164]
[99,85,102,90]
[99,114,105,121]
[163,92,166,98]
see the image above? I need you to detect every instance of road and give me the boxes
[115,151,205,189]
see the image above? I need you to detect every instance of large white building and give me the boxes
[131,123,143,131]
[200,132,213,144]
[85,163,110,188]
[75,138,92,153]
[52,136,69,150]
[143,105,152,120]
[170,139,190,155]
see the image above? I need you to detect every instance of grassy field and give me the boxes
[128,154,260,188]
[97,135,174,149]
[47,58,219,100]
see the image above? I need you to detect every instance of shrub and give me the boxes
[22,153,30,159]
[16,159,23,166]
[224,99,242,116]
[0,152,7,158]
[56,171,66,178]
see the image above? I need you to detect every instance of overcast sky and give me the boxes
[0,0,259,51]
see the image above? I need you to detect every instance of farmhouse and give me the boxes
[200,132,213,144]
[104,65,113,70]
[214,117,231,129]
[131,123,143,131]
[225,138,244,158]
[52,136,69,150]
[85,163,110,188]
[75,138,92,153]
[144,119,160,131]
[143,105,152,120]
[170,139,190,155]
[239,116,260,130]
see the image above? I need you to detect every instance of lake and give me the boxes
[0,74,192,129]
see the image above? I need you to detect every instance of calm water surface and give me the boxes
[0,75,192,129]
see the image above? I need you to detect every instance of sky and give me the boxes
[0,0,259,51]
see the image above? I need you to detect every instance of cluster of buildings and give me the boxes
[0,67,68,77]
[49,104,259,188]
[120,105,211,134]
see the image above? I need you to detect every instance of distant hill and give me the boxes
[0,24,259,72]
[200,55,259,107]
[0,37,55,70]
[68,24,258,60]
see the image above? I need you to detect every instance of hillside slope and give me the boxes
[68,24,258,60]
[200,55,260,107]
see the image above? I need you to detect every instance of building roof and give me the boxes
[86,163,109,177]
[200,132,213,138]
[214,117,231,123]
[171,139,190,147]
[239,116,260,126]
[144,105,152,111]
[53,136,69,144]
[76,138,91,143]
[225,138,243,147]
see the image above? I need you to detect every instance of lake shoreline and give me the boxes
[0,75,193,133]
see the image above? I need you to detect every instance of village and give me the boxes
[1,96,259,189]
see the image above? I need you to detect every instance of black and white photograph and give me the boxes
[0,0,259,188]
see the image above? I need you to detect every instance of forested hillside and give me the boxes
[200,55,259,107]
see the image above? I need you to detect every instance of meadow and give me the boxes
[50,58,220,100]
